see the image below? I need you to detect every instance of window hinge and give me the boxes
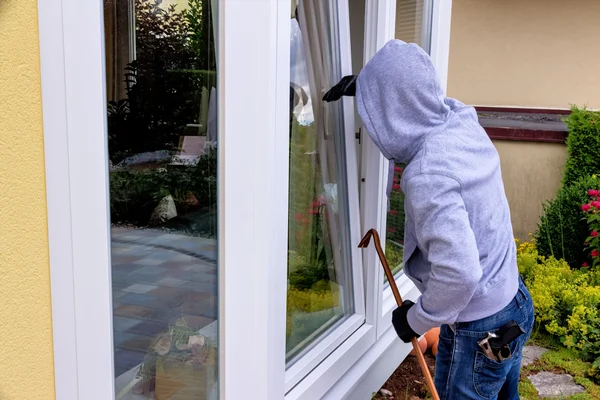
[355,128,361,144]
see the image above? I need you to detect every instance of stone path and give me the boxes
[529,372,585,398]
[522,345,586,398]
[522,345,549,367]
[111,227,218,377]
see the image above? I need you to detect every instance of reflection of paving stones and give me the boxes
[114,348,146,377]
[522,345,549,367]
[128,320,168,337]
[120,334,155,353]
[114,304,157,320]
[113,290,127,300]
[123,283,159,294]
[529,372,585,398]
[110,227,218,378]
[119,293,173,309]
[113,332,139,347]
[149,286,189,298]
[155,277,190,287]
[113,316,143,332]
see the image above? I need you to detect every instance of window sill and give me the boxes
[321,283,422,400]
[476,107,569,144]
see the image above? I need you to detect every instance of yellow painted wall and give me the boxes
[448,0,600,109]
[494,141,567,241]
[0,0,55,399]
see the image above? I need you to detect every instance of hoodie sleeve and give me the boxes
[403,172,482,334]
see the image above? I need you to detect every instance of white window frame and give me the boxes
[39,0,293,398]
[285,0,368,393]
[38,0,451,399]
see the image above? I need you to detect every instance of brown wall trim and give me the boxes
[476,106,571,115]
[485,127,567,144]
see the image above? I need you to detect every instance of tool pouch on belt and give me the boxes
[477,321,525,362]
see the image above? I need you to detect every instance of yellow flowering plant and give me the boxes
[517,240,600,380]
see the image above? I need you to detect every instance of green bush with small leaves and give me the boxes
[517,241,600,381]
[535,175,600,269]
[109,149,217,225]
[563,106,600,187]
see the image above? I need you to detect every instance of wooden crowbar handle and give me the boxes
[358,229,440,400]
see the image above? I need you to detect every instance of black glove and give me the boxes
[392,300,419,343]
[322,75,357,102]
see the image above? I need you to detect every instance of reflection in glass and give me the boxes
[395,0,432,52]
[104,0,218,398]
[385,164,406,280]
[286,0,354,364]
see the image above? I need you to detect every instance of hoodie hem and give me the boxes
[406,275,519,334]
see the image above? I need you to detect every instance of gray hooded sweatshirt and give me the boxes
[357,40,519,335]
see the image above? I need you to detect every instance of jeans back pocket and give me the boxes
[473,336,523,399]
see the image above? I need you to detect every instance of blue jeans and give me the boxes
[434,278,535,399]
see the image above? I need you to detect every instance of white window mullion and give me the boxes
[219,1,289,399]
[430,0,453,93]
[360,0,399,336]
[338,0,366,321]
[40,0,116,398]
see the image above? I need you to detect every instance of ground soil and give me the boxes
[373,353,436,400]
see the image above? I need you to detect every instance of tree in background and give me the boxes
[107,0,216,162]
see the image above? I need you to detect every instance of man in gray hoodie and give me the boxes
[338,40,535,399]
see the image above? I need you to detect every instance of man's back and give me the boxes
[400,104,519,333]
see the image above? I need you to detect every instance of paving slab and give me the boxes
[522,345,549,367]
[529,371,585,398]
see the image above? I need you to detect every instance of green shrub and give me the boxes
[517,241,600,380]
[387,163,405,244]
[109,149,217,225]
[563,106,600,187]
[535,175,600,268]
[582,187,600,267]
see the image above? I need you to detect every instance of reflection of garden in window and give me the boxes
[287,118,344,360]
[385,164,405,281]
[285,3,353,364]
[107,0,218,234]
[105,0,219,397]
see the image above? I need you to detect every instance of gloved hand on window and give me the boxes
[322,75,357,102]
[392,300,419,343]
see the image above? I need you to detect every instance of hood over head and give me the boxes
[357,39,452,165]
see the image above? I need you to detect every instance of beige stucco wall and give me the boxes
[494,141,567,241]
[0,0,55,398]
[448,0,600,109]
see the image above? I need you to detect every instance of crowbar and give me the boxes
[358,228,440,400]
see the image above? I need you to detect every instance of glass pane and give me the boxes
[286,0,355,364]
[104,0,219,398]
[394,0,432,52]
[385,164,406,281]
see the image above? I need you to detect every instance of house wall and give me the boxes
[0,0,55,398]
[493,141,567,241]
[448,0,600,109]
